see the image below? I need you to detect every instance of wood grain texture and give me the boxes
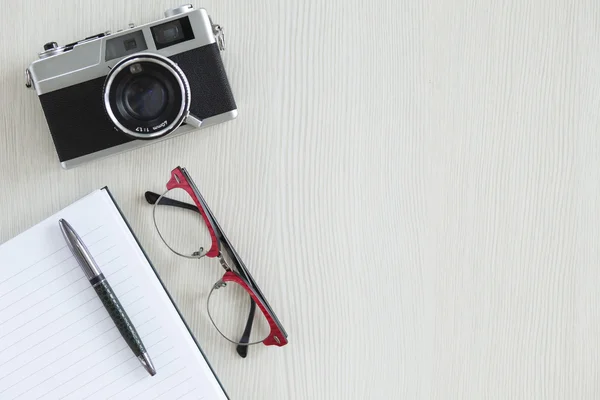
[0,0,596,398]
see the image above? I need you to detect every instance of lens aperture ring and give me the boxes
[103,53,191,139]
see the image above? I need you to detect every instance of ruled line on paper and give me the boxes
[0,260,76,303]
[44,330,163,399]
[0,225,104,286]
[152,376,193,400]
[101,255,122,269]
[89,241,116,258]
[0,273,84,316]
[110,272,132,287]
[0,282,92,337]
[0,242,119,327]
[107,271,129,286]
[123,364,182,400]
[1,325,120,397]
[0,268,131,341]
[0,301,151,396]
[38,335,128,389]
[56,333,168,400]
[125,296,146,309]
[135,315,157,330]
[0,285,141,368]
[0,247,67,286]
[0,312,112,369]
[103,341,174,397]
[7,327,157,399]
[1,273,118,337]
[130,366,187,400]
[152,355,182,374]
[106,353,182,400]
[147,336,171,350]
[78,354,137,391]
[0,300,146,380]
[87,344,175,400]
[0,233,111,306]
[0,272,131,356]
[174,387,199,400]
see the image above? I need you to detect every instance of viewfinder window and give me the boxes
[151,17,195,50]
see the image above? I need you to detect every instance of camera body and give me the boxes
[27,5,237,169]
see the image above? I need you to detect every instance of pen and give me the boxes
[59,219,156,376]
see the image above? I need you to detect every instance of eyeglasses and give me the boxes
[145,167,288,358]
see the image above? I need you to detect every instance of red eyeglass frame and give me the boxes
[164,167,288,347]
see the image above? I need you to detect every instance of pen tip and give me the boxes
[58,219,70,233]
[138,353,157,376]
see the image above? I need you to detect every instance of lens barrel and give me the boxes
[103,53,191,139]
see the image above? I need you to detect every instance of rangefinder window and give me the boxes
[105,30,148,61]
[151,17,195,49]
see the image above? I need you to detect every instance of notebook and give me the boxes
[0,188,228,400]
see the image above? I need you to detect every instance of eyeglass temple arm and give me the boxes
[145,190,256,354]
[236,300,256,358]
[145,191,200,213]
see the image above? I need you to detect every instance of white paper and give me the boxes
[0,190,227,400]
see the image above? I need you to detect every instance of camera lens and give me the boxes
[123,76,168,120]
[103,54,191,140]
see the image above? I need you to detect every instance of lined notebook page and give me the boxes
[0,189,227,400]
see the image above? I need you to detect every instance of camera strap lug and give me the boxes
[210,17,225,51]
[25,69,33,89]
[213,24,225,51]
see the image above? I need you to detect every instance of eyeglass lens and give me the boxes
[154,188,212,258]
[207,278,270,345]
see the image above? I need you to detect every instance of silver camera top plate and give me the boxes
[27,6,217,95]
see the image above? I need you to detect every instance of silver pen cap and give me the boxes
[59,219,102,280]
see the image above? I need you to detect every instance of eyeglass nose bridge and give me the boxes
[217,253,232,271]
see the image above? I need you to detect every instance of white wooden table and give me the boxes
[1,0,598,398]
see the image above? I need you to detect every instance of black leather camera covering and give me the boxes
[39,43,237,162]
